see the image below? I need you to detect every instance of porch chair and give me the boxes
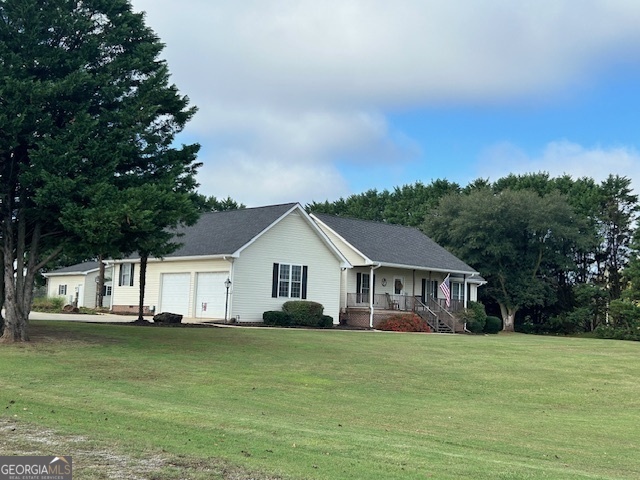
[385,292,399,310]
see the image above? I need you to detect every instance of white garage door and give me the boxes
[195,272,228,319]
[160,273,191,316]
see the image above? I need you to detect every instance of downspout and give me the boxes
[463,274,468,309]
[109,262,116,312]
[369,263,382,329]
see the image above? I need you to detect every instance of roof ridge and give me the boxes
[313,212,423,232]
[199,202,298,217]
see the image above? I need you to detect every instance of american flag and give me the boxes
[439,274,451,308]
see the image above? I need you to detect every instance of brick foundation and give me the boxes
[343,309,410,329]
[111,305,154,315]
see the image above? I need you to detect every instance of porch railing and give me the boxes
[346,293,459,333]
[347,293,415,310]
[346,293,464,313]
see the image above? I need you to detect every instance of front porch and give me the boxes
[342,293,465,333]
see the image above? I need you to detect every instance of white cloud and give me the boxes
[197,150,349,207]
[479,140,640,190]
[137,0,640,107]
[129,0,640,204]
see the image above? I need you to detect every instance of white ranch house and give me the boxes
[42,261,112,308]
[311,213,485,331]
[103,203,485,332]
[107,203,349,322]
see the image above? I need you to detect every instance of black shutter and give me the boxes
[272,263,279,298]
[118,264,123,286]
[356,273,362,303]
[301,266,308,299]
[421,278,426,303]
[130,263,135,286]
[373,274,376,297]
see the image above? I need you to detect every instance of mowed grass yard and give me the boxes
[1,321,639,480]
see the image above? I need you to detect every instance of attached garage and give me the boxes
[109,203,350,322]
[194,272,228,319]
[160,273,191,315]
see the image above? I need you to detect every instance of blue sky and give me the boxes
[132,0,640,206]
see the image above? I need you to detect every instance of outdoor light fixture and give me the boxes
[224,278,232,323]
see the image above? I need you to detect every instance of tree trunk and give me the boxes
[1,214,61,343]
[499,303,518,332]
[1,249,30,343]
[1,296,29,342]
[137,254,148,322]
[97,254,105,308]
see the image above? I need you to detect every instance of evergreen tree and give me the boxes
[0,0,200,342]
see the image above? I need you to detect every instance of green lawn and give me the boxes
[1,322,639,479]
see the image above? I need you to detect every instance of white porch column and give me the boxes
[463,274,468,309]
[369,264,381,329]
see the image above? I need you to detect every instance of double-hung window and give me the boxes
[278,264,302,298]
[58,285,67,296]
[272,263,308,299]
[119,263,135,286]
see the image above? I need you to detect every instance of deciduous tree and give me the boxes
[424,189,584,331]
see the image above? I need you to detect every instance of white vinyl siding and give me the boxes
[313,221,367,266]
[110,209,345,321]
[46,272,99,308]
[111,258,231,317]
[232,211,342,322]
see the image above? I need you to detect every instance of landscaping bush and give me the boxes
[376,314,431,333]
[484,316,502,334]
[318,315,334,328]
[263,311,292,326]
[459,301,487,333]
[593,300,640,341]
[31,296,65,312]
[282,301,324,327]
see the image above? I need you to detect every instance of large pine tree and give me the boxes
[0,0,200,342]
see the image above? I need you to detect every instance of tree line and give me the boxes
[309,173,640,338]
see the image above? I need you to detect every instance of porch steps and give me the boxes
[413,299,455,334]
[415,310,454,333]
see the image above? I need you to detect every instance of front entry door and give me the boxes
[393,277,405,295]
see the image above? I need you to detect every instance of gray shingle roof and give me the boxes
[163,203,297,257]
[46,261,101,275]
[313,213,478,274]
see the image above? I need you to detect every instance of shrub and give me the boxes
[484,316,502,334]
[459,301,487,333]
[282,301,324,327]
[318,315,334,328]
[546,309,590,335]
[593,300,640,341]
[263,311,291,326]
[31,296,65,312]
[376,314,431,333]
